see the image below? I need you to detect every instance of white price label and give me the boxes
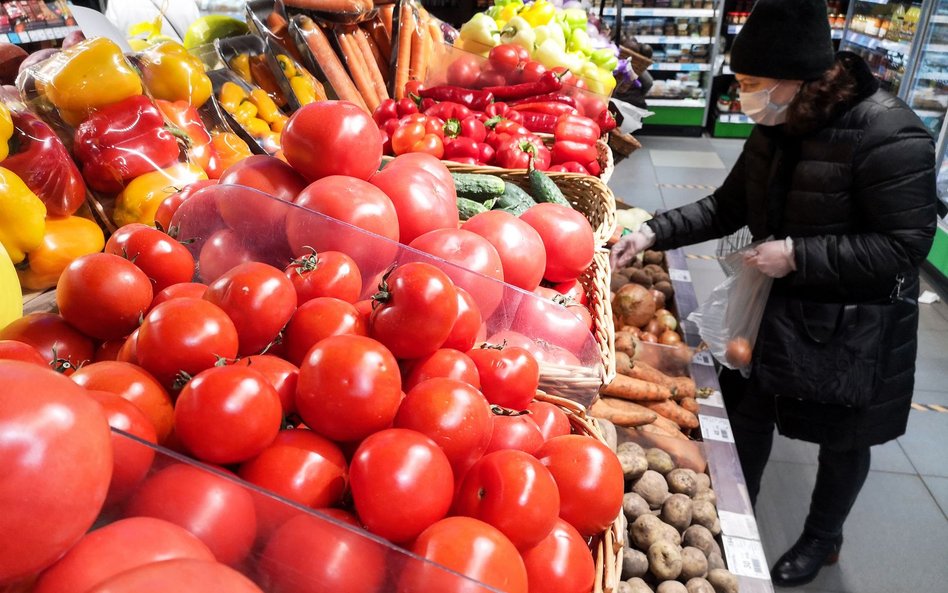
[722,536,770,580]
[669,268,692,282]
[692,350,714,366]
[719,510,761,540]
[702,390,725,408]
[699,415,735,443]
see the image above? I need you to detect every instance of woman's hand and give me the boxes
[744,238,796,278]
[610,227,656,269]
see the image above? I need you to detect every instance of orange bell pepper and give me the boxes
[17,216,105,291]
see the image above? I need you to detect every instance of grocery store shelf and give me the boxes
[857,0,891,4]
[602,7,715,18]
[933,15,948,25]
[927,44,948,53]
[843,31,912,55]
[651,62,712,71]
[728,24,842,38]
[633,35,714,45]
[1,24,79,44]
[718,112,753,124]
[646,98,707,108]
[722,63,733,75]
[918,71,948,82]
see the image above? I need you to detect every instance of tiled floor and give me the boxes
[609,135,948,593]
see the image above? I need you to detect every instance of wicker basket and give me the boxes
[446,136,615,184]
[536,391,623,593]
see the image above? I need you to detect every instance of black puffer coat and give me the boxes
[647,54,938,449]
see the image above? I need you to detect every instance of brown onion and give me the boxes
[640,332,658,343]
[645,319,664,336]
[649,289,666,310]
[658,330,682,345]
[612,283,656,328]
[726,337,753,368]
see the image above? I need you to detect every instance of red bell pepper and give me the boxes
[2,111,87,217]
[156,99,217,178]
[396,97,419,117]
[483,70,565,101]
[596,109,617,133]
[509,93,577,108]
[74,95,182,193]
[391,114,445,158]
[445,116,487,143]
[495,134,551,170]
[547,161,590,174]
[424,101,473,122]
[585,159,602,177]
[551,113,600,166]
[484,102,524,123]
[443,137,484,164]
[512,101,578,117]
[479,143,495,165]
[373,98,399,126]
[418,86,494,112]
[519,111,559,134]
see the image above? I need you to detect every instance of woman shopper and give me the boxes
[611,0,938,587]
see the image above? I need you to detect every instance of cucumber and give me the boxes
[452,173,506,202]
[457,197,494,220]
[494,182,536,216]
[528,168,570,206]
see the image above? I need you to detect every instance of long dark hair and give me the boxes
[785,58,859,136]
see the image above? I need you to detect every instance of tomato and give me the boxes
[258,513,385,593]
[467,344,539,410]
[462,210,546,292]
[349,428,454,543]
[296,334,402,443]
[231,355,299,415]
[204,262,297,356]
[474,67,507,89]
[446,54,481,88]
[486,409,544,455]
[536,435,624,536]
[520,518,596,593]
[489,44,526,73]
[285,249,362,304]
[519,61,547,83]
[370,262,458,359]
[151,282,207,309]
[282,101,382,182]
[404,348,481,391]
[136,298,239,389]
[0,361,112,583]
[283,297,367,366]
[0,339,47,366]
[394,378,492,477]
[519,204,595,283]
[154,179,217,232]
[105,224,196,293]
[214,184,294,261]
[400,517,528,593]
[219,154,307,203]
[84,559,263,593]
[117,329,139,365]
[527,401,571,441]
[454,450,560,550]
[93,339,123,362]
[85,390,158,505]
[371,158,458,244]
[124,463,257,566]
[0,312,95,374]
[174,366,282,464]
[550,278,588,307]
[238,429,348,537]
[392,126,444,158]
[198,228,259,284]
[56,253,153,341]
[32,517,214,593]
[354,298,373,326]
[408,229,503,317]
[514,286,592,354]
[71,361,175,442]
[441,287,483,352]
[382,152,455,189]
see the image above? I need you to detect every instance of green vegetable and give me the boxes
[457,197,494,220]
[494,182,535,216]
[452,173,506,202]
[528,167,569,206]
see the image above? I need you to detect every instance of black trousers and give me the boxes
[720,369,871,539]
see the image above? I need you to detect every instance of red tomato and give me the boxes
[174,366,282,464]
[154,179,218,232]
[0,339,47,366]
[527,401,571,441]
[454,450,560,550]
[296,334,402,443]
[519,204,595,283]
[204,262,298,356]
[32,517,214,593]
[124,463,257,566]
[283,297,367,366]
[215,184,294,259]
[371,158,459,244]
[394,378,492,476]
[474,67,507,89]
[382,152,455,189]
[198,228,258,284]
[370,262,458,359]
[441,287,483,352]
[0,361,112,583]
[462,210,546,292]
[446,54,481,88]
[550,278,588,306]
[400,517,528,593]
[93,339,126,362]
[520,518,596,593]
[231,355,299,415]
[486,410,545,455]
[353,298,373,325]
[71,360,174,443]
[408,228,503,317]
[404,348,481,391]
[84,559,263,593]
[282,101,382,182]
[219,154,307,202]
[285,249,362,304]
[151,282,207,309]
[514,286,593,353]
[57,253,153,341]
[519,61,547,83]
[258,513,385,593]
[117,329,139,365]
[86,390,158,505]
[489,44,526,73]
[467,345,539,410]
[105,224,196,293]
[536,435,624,536]
[349,428,454,543]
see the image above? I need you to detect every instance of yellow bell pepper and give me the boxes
[0,167,46,264]
[229,53,253,84]
[43,38,143,124]
[17,216,105,292]
[140,41,213,108]
[0,103,12,162]
[0,242,22,331]
[114,163,207,228]
[520,0,556,27]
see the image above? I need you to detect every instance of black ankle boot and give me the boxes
[770,532,843,587]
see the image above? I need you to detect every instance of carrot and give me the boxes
[266,10,288,35]
[299,17,367,111]
[361,25,390,81]
[408,10,425,83]
[354,27,389,102]
[600,373,672,402]
[639,421,688,440]
[393,0,414,98]
[624,359,672,386]
[590,397,657,428]
[380,4,395,38]
[644,400,699,430]
[668,376,697,400]
[679,397,699,415]
[337,29,379,111]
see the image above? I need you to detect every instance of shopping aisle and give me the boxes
[609,135,948,593]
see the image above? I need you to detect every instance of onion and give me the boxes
[645,319,664,336]
[654,309,678,332]
[612,284,656,328]
[658,330,682,346]
[640,332,657,343]
[726,338,753,368]
[649,289,666,310]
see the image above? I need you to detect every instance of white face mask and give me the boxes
[740,83,797,126]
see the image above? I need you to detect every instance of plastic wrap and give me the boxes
[289,14,368,109]
[209,68,284,156]
[389,0,447,99]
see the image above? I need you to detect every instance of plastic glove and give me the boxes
[610,225,656,269]
[744,238,796,278]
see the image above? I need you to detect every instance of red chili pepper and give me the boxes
[373,98,399,126]
[495,134,551,170]
[424,101,473,122]
[596,109,617,133]
[509,93,577,108]
[483,70,565,101]
[547,161,590,174]
[418,86,494,112]
[443,136,483,163]
[74,95,182,193]
[518,111,559,134]
[512,101,578,117]
[156,99,217,178]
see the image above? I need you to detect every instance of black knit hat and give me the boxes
[730,0,835,80]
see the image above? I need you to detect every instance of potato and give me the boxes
[644,250,665,266]
[599,418,619,453]
[679,547,709,580]
[691,500,719,532]
[666,469,698,497]
[654,280,674,300]
[692,487,717,506]
[613,272,631,292]
[657,582,688,593]
[685,577,716,593]
[627,268,653,288]
[626,577,654,593]
[633,470,670,509]
[618,440,646,457]
[630,514,679,550]
[707,569,739,593]
[617,582,635,593]
[619,448,649,481]
[623,492,651,521]
[694,473,711,491]
[682,525,716,557]
[648,541,682,581]
[660,494,693,532]
[646,448,675,475]
[706,552,725,571]
[623,548,650,579]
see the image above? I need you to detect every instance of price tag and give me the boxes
[701,390,725,408]
[699,415,735,443]
[722,536,770,580]
[719,510,761,540]
[669,268,692,282]
[692,350,714,366]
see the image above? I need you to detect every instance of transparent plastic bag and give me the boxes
[687,246,773,376]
